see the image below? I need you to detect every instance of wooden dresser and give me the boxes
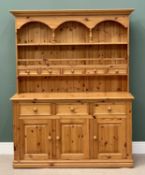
[11,9,134,168]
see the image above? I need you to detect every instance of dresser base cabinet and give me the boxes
[12,92,134,168]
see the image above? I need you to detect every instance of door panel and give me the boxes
[20,119,53,160]
[56,119,89,160]
[90,117,126,160]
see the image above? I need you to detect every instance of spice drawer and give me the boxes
[108,68,127,75]
[20,103,52,115]
[41,68,60,75]
[63,68,84,75]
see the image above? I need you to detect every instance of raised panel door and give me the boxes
[56,119,89,160]
[90,117,126,160]
[19,119,54,160]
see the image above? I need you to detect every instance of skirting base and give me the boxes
[13,159,134,168]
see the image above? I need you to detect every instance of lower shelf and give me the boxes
[13,159,133,168]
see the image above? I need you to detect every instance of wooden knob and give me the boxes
[94,69,97,73]
[93,136,97,140]
[71,69,74,73]
[48,70,52,74]
[70,106,75,112]
[33,107,38,113]
[37,69,42,74]
[108,106,112,112]
[105,68,109,73]
[56,136,60,140]
[48,136,52,140]
[115,70,119,74]
[26,70,30,74]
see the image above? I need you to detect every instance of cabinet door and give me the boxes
[90,117,126,160]
[20,119,54,160]
[56,119,89,160]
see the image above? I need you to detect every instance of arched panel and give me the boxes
[17,22,52,43]
[92,20,127,43]
[55,21,89,43]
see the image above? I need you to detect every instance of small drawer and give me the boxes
[30,69,38,75]
[56,103,89,115]
[20,103,51,115]
[97,69,106,74]
[41,68,60,75]
[86,68,97,75]
[18,69,38,76]
[93,103,126,115]
[18,69,28,76]
[108,68,127,75]
[63,68,84,75]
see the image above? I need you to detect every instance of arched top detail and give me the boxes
[55,20,90,31]
[93,20,127,29]
[18,20,52,30]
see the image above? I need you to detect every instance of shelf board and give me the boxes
[17,42,128,46]
[18,66,127,69]
[17,74,128,77]
[18,58,126,62]
[11,92,134,101]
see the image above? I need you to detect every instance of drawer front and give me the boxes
[93,103,126,115]
[18,69,38,76]
[41,68,60,75]
[108,68,127,75]
[18,69,27,76]
[63,68,84,75]
[85,68,107,75]
[20,103,51,115]
[18,69,37,76]
[97,69,105,74]
[86,68,97,75]
[30,69,38,75]
[56,103,89,115]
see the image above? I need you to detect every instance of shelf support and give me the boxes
[52,29,55,43]
[89,29,93,42]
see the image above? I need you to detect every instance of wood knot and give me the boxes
[93,115,96,119]
[84,17,89,21]
[32,98,37,103]
[104,141,108,146]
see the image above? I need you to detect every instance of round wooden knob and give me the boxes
[56,136,60,140]
[37,69,42,74]
[105,68,109,73]
[48,70,52,74]
[108,106,112,112]
[33,107,38,113]
[93,136,97,140]
[115,70,119,74]
[70,106,75,112]
[48,136,52,140]
[26,70,30,74]
[94,69,97,73]
[71,69,74,73]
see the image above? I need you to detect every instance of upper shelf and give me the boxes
[17,20,128,44]
[17,42,128,46]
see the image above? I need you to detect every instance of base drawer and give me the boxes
[56,103,89,115]
[93,103,127,115]
[20,103,51,115]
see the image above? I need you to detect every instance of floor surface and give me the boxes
[0,155,145,175]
